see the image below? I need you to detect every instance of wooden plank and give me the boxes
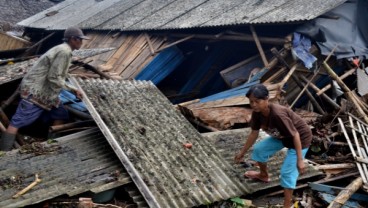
[187,91,278,109]
[113,35,144,74]
[127,37,166,79]
[118,35,148,76]
[106,35,134,72]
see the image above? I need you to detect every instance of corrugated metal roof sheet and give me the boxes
[71,78,251,208]
[18,0,347,31]
[0,128,130,208]
[0,48,114,86]
[0,0,56,26]
[203,129,323,192]
[0,59,36,85]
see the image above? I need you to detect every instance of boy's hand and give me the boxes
[297,159,305,175]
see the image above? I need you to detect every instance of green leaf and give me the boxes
[47,139,57,144]
[230,197,245,205]
[310,144,321,153]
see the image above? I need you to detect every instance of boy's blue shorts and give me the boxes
[10,99,69,128]
[251,136,309,189]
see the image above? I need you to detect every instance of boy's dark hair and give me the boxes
[246,83,269,99]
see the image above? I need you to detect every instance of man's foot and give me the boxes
[244,170,270,183]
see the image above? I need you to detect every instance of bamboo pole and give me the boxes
[317,68,356,96]
[299,74,340,110]
[327,177,363,208]
[250,25,268,66]
[317,163,356,170]
[338,117,367,183]
[292,73,325,114]
[290,69,319,109]
[349,116,368,180]
[323,62,368,123]
[269,48,325,113]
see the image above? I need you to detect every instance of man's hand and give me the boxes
[297,159,305,175]
[234,151,245,164]
[74,89,83,100]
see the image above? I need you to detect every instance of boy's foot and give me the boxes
[244,170,270,183]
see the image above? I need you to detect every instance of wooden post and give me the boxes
[327,177,363,208]
[250,25,268,66]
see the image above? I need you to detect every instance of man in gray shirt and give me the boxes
[0,27,89,151]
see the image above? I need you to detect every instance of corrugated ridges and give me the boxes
[0,59,36,85]
[17,0,347,31]
[72,47,116,60]
[73,78,250,208]
[0,129,130,208]
[203,129,323,192]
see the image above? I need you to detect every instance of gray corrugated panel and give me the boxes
[202,129,323,192]
[0,0,56,25]
[124,184,149,208]
[72,78,250,208]
[72,48,116,60]
[0,59,36,85]
[17,0,347,31]
[0,128,130,208]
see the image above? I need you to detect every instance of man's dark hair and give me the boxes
[246,83,269,99]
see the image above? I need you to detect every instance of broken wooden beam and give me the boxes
[165,33,286,45]
[324,62,368,123]
[155,35,195,53]
[316,68,356,96]
[1,86,19,110]
[49,120,96,133]
[292,73,325,114]
[299,74,340,110]
[317,163,356,170]
[250,25,268,66]
[327,177,363,208]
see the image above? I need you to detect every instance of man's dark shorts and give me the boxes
[10,99,69,128]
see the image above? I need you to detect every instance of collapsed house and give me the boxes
[1,0,368,207]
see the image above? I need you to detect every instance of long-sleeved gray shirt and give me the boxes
[20,43,77,110]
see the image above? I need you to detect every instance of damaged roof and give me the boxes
[18,0,347,31]
[0,128,130,208]
[0,48,114,85]
[72,78,250,208]
[0,0,57,29]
